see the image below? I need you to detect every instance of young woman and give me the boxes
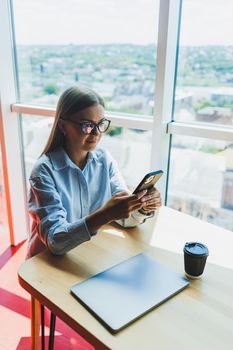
[27,85,161,258]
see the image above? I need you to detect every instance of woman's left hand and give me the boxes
[141,187,162,212]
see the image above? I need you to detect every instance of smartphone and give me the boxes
[133,170,164,194]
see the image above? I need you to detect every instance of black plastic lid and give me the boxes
[183,242,209,257]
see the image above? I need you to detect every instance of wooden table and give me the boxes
[18,206,233,350]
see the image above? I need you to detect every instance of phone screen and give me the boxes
[133,170,164,194]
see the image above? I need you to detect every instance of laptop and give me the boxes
[71,253,189,334]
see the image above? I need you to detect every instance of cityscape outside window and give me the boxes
[174,0,233,126]
[13,0,159,115]
[168,135,233,230]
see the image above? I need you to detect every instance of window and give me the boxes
[166,0,233,230]
[13,0,159,116]
[1,0,232,247]
[100,128,152,190]
[22,115,53,180]
[13,0,158,204]
[174,0,233,127]
[167,135,233,230]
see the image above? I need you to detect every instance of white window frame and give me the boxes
[1,0,233,244]
[0,0,29,244]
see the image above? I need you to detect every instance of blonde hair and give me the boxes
[41,85,105,156]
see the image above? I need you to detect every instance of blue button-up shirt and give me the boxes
[27,147,148,258]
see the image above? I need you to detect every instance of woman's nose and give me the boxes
[91,125,99,135]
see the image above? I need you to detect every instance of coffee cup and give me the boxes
[183,242,209,279]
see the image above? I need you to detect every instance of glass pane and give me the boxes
[22,115,151,191]
[22,115,53,181]
[0,150,9,235]
[174,0,233,127]
[100,128,152,191]
[167,135,233,231]
[13,0,159,115]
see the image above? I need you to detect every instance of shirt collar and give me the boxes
[49,147,98,170]
[86,150,98,164]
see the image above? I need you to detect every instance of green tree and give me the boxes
[193,99,215,112]
[44,83,58,95]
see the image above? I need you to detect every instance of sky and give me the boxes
[13,0,233,46]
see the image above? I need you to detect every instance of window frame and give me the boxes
[0,0,29,244]
[1,0,233,244]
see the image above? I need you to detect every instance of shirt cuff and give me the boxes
[47,217,91,255]
[84,217,98,236]
[68,217,92,238]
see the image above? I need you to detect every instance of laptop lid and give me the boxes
[71,253,189,334]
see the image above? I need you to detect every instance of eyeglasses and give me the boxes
[69,118,111,135]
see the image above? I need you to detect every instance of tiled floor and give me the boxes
[0,231,94,350]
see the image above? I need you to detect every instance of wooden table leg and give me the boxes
[30,296,41,350]
[41,304,45,350]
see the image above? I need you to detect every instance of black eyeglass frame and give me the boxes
[67,118,111,135]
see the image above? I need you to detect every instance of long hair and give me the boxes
[41,85,105,156]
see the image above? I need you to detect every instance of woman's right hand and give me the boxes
[101,190,147,222]
[86,190,147,234]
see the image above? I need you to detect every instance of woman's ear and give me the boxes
[58,120,67,136]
